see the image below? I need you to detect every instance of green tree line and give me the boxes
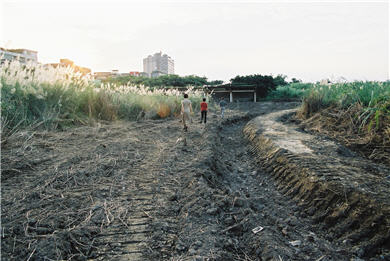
[230,74,300,98]
[103,73,301,98]
[102,74,224,87]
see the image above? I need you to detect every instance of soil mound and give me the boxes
[297,104,390,167]
[244,109,390,259]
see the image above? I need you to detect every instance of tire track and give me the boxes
[6,102,384,260]
[89,125,175,260]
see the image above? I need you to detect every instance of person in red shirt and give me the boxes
[200,98,208,124]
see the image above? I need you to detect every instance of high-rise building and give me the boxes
[143,55,154,76]
[143,52,174,77]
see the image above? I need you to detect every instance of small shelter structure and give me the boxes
[205,83,257,102]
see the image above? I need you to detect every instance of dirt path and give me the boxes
[1,102,389,260]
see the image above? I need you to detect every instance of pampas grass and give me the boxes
[1,60,204,135]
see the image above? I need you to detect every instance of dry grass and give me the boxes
[157,104,171,118]
[298,103,390,166]
[1,60,204,135]
[297,81,390,166]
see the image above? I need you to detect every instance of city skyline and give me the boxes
[0,45,176,74]
[1,0,388,82]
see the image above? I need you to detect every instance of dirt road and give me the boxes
[1,102,389,260]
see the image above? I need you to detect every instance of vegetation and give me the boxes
[1,61,204,138]
[266,83,312,100]
[298,81,390,164]
[266,81,389,118]
[300,81,390,116]
[266,80,390,135]
[103,74,223,87]
[3,58,388,157]
[230,74,288,98]
[265,80,389,163]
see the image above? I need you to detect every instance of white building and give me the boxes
[143,55,154,76]
[0,48,38,64]
[143,52,174,77]
[161,54,174,75]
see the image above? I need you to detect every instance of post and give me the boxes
[254,91,256,102]
[230,91,233,102]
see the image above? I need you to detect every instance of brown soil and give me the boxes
[296,105,390,167]
[244,107,390,260]
[1,102,389,260]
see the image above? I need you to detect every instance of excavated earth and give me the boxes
[1,102,389,261]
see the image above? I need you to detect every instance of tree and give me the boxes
[290,78,301,83]
[208,80,224,86]
[102,74,221,88]
[230,74,278,98]
[273,74,288,86]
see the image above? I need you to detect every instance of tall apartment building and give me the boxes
[143,52,174,77]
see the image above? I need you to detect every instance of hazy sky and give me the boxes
[1,0,389,82]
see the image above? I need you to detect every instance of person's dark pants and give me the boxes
[201,111,207,123]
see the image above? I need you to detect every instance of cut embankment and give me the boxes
[243,109,390,259]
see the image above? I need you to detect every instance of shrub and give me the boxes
[298,81,390,135]
[267,83,312,100]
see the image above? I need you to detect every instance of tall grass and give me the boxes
[266,83,312,100]
[265,81,389,134]
[301,81,390,114]
[298,81,390,138]
[1,61,204,137]
[267,81,389,108]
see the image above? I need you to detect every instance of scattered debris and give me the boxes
[289,240,302,247]
[252,226,264,234]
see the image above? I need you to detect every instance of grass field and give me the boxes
[268,81,390,128]
[1,61,204,137]
[266,83,312,100]
[301,81,389,113]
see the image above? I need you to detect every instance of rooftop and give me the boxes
[0,47,38,54]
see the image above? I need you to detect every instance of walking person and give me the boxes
[219,97,227,119]
[181,93,193,132]
[199,98,208,124]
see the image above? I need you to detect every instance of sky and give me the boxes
[0,0,389,82]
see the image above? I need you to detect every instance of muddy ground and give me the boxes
[1,102,389,260]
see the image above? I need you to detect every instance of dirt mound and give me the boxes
[297,104,390,167]
[244,109,390,259]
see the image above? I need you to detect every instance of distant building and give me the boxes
[45,58,91,75]
[129,71,142,77]
[143,52,174,77]
[0,47,38,64]
[143,55,154,76]
[93,70,130,80]
[117,72,143,77]
[94,72,112,80]
[111,69,119,76]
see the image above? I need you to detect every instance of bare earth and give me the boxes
[1,102,389,260]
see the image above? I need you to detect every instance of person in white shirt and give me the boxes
[181,93,193,132]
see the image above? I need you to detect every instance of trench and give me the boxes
[147,112,351,260]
